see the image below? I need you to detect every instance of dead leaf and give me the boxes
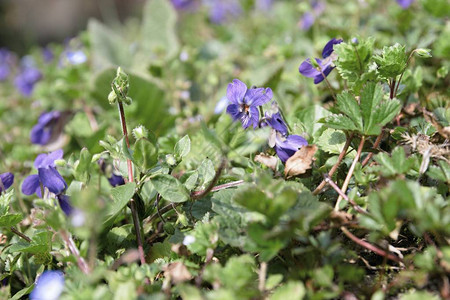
[163,261,192,284]
[254,153,278,171]
[284,145,318,178]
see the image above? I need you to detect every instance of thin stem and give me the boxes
[60,230,90,274]
[361,132,383,167]
[340,226,402,263]
[10,227,32,243]
[335,136,366,211]
[319,68,337,103]
[313,133,354,195]
[323,174,368,215]
[191,158,226,200]
[146,180,245,225]
[258,261,267,293]
[394,50,416,98]
[117,101,146,265]
[389,79,396,100]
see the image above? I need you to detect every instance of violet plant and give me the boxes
[0,0,448,299]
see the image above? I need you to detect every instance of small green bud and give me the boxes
[110,67,132,105]
[414,48,432,58]
[123,96,133,105]
[165,154,177,166]
[108,91,117,105]
[54,159,66,167]
[132,125,149,140]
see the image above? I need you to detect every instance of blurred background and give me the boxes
[0,0,144,54]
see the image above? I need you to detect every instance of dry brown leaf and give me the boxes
[284,145,318,178]
[254,153,278,171]
[163,261,192,284]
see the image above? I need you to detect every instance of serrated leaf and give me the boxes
[0,214,22,227]
[9,231,51,254]
[174,135,191,160]
[133,138,158,171]
[198,159,215,188]
[336,92,363,131]
[373,43,407,79]
[316,129,347,154]
[151,174,189,203]
[184,171,199,191]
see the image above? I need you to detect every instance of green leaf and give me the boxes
[106,182,137,224]
[373,43,407,79]
[133,138,158,172]
[334,38,375,89]
[427,161,450,184]
[336,91,363,131]
[141,0,179,59]
[74,148,93,183]
[0,214,22,227]
[10,284,34,300]
[186,220,219,256]
[88,19,131,69]
[151,174,190,203]
[65,112,94,138]
[197,159,215,188]
[233,186,297,224]
[296,105,331,140]
[316,128,347,154]
[9,231,51,254]
[371,147,415,177]
[270,281,305,300]
[174,135,191,160]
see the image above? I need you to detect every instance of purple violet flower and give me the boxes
[56,194,73,216]
[30,111,61,145]
[42,47,54,63]
[171,0,198,10]
[264,112,288,136]
[226,79,273,129]
[274,134,308,163]
[30,270,65,300]
[0,172,14,194]
[396,0,414,9]
[108,173,125,187]
[205,0,242,24]
[65,50,87,65]
[22,150,67,197]
[298,1,325,31]
[0,49,14,81]
[299,38,343,84]
[14,65,42,97]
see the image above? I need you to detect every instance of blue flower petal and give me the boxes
[248,87,272,106]
[275,135,308,163]
[249,105,260,129]
[57,194,73,216]
[226,79,247,105]
[30,270,65,300]
[30,124,52,145]
[34,150,64,169]
[322,38,343,58]
[108,174,125,187]
[38,167,67,195]
[266,112,288,136]
[226,103,243,121]
[299,59,321,78]
[0,172,14,193]
[22,174,41,196]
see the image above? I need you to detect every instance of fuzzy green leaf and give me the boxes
[151,174,190,203]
